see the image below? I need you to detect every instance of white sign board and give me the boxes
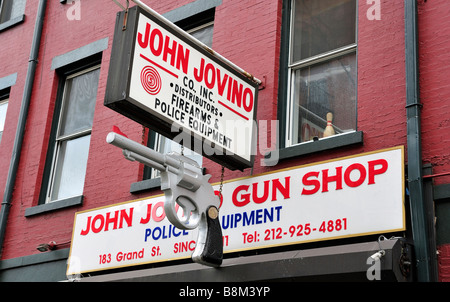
[105,7,258,170]
[67,147,405,275]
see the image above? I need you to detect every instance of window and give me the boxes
[45,66,100,203]
[0,0,25,24]
[147,21,214,179]
[0,98,8,144]
[285,0,357,146]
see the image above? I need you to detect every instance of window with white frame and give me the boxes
[0,98,8,144]
[45,66,100,203]
[150,21,214,178]
[286,0,357,146]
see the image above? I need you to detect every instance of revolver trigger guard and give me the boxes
[164,195,199,230]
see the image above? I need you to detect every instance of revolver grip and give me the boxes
[192,206,223,267]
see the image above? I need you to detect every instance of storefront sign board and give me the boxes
[104,6,258,170]
[67,146,405,275]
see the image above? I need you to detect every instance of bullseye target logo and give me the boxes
[140,66,162,95]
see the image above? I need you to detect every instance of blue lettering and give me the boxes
[145,228,151,242]
[144,225,189,241]
[234,213,242,228]
[264,208,273,222]
[255,209,263,224]
[275,206,282,220]
[243,211,254,226]
[221,206,283,229]
[153,227,162,240]
[222,214,231,229]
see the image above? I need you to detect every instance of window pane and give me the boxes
[291,52,356,144]
[190,23,214,48]
[59,68,100,137]
[0,100,7,131]
[0,100,8,143]
[292,0,356,62]
[50,135,91,201]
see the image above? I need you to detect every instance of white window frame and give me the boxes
[285,0,358,147]
[45,65,100,203]
[0,98,8,144]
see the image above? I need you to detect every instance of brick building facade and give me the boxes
[0,0,449,282]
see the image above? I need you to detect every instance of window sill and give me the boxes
[25,195,83,217]
[265,131,363,165]
[0,15,25,33]
[130,178,161,194]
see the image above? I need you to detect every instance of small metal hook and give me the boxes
[111,0,130,31]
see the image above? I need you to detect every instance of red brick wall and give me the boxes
[418,0,450,281]
[418,0,450,186]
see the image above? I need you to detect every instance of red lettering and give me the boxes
[163,36,177,67]
[104,210,119,231]
[302,171,320,195]
[140,204,152,224]
[368,159,388,184]
[231,80,243,108]
[233,178,291,207]
[173,240,196,253]
[138,22,190,74]
[243,87,254,112]
[344,163,367,187]
[322,167,343,192]
[204,63,216,89]
[189,240,196,251]
[194,57,205,82]
[140,202,183,224]
[119,208,133,228]
[217,69,229,96]
[81,208,134,235]
[138,23,150,49]
[232,185,251,207]
[149,28,163,56]
[80,216,91,236]
[301,158,387,195]
[252,180,270,204]
[226,76,233,101]
[152,202,166,222]
[176,44,190,75]
[91,214,105,233]
[193,60,254,112]
[271,177,290,201]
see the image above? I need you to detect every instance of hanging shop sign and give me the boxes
[67,146,405,275]
[104,6,259,171]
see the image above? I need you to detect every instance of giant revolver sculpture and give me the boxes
[106,131,223,267]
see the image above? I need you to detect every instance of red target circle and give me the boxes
[140,66,162,95]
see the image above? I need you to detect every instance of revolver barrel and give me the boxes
[106,131,180,174]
